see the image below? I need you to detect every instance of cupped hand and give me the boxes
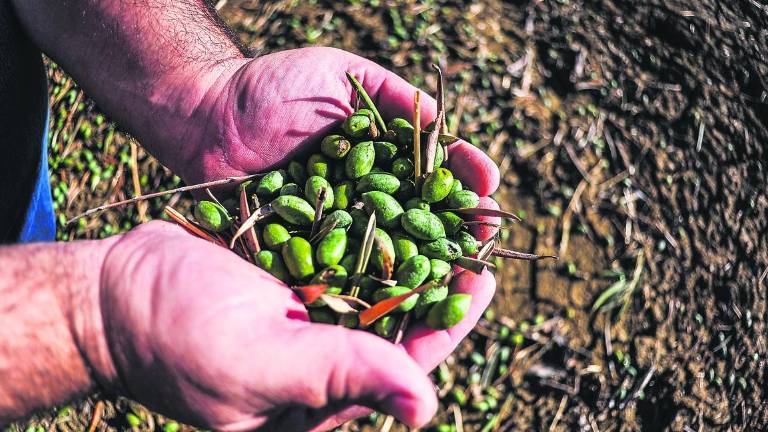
[120,47,502,430]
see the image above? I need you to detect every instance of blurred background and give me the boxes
[11,0,768,430]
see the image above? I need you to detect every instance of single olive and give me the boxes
[310,264,348,287]
[369,228,395,272]
[450,179,463,193]
[256,169,287,197]
[253,250,289,282]
[394,255,431,288]
[342,109,373,138]
[373,141,398,166]
[401,209,446,241]
[307,153,332,179]
[447,189,480,209]
[332,180,355,210]
[372,286,419,313]
[429,259,452,280]
[281,237,315,280]
[404,198,430,211]
[419,237,463,261]
[262,223,291,251]
[374,315,398,338]
[271,195,315,226]
[391,157,414,180]
[391,232,419,263]
[288,160,308,185]
[395,179,416,201]
[436,211,463,236]
[421,168,454,203]
[320,135,352,159]
[305,176,334,210]
[387,118,414,146]
[320,209,353,232]
[362,191,404,229]
[349,208,369,238]
[345,141,375,179]
[279,183,301,196]
[308,308,335,324]
[339,254,357,274]
[426,293,472,329]
[316,228,348,267]
[356,172,401,194]
[453,230,479,255]
[194,200,232,232]
[221,198,238,214]
[413,285,449,319]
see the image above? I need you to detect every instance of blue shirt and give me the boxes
[18,110,55,243]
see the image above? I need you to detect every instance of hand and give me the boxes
[108,47,502,430]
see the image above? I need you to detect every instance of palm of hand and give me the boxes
[104,47,501,430]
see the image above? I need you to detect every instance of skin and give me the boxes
[2,0,502,430]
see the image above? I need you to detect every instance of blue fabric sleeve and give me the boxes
[18,109,55,243]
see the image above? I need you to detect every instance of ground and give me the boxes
[8,0,768,431]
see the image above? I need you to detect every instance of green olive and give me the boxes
[307,154,332,179]
[429,259,452,280]
[369,228,395,272]
[450,179,463,193]
[356,173,400,194]
[320,209,353,232]
[279,183,301,196]
[426,293,472,329]
[419,237,463,261]
[404,198,430,211]
[421,141,444,170]
[316,228,348,267]
[343,109,373,138]
[373,141,398,166]
[256,169,287,197]
[436,211,463,236]
[374,315,398,338]
[372,286,418,313]
[391,232,419,263]
[394,255,431,288]
[391,157,414,180]
[400,209,446,241]
[262,223,291,251]
[339,254,357,274]
[281,237,315,280]
[387,118,414,146]
[414,285,448,319]
[421,168,454,203]
[345,141,376,179]
[310,264,348,287]
[308,308,335,324]
[305,176,334,210]
[349,208,369,238]
[253,250,289,282]
[447,190,480,209]
[320,135,352,160]
[288,160,307,185]
[194,200,232,232]
[332,180,355,210]
[395,179,416,201]
[453,230,478,255]
[362,191,404,229]
[306,286,342,308]
[271,195,315,226]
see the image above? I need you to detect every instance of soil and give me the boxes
[13,0,767,431]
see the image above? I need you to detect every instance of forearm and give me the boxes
[0,238,117,424]
[10,0,245,177]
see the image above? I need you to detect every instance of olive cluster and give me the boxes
[193,108,482,337]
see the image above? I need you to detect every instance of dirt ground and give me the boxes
[11,0,768,431]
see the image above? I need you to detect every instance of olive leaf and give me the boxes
[440,207,522,221]
[491,248,558,261]
[229,203,274,249]
[455,256,496,274]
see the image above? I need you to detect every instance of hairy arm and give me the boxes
[0,239,116,423]
[10,0,246,178]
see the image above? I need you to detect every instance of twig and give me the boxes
[452,403,464,432]
[432,63,449,162]
[164,206,223,246]
[345,72,387,132]
[349,213,377,298]
[129,141,147,222]
[310,187,328,238]
[413,91,422,191]
[86,400,104,432]
[425,110,444,174]
[67,174,259,224]
[548,395,569,432]
[379,415,395,432]
[229,203,274,249]
[239,187,260,254]
[492,247,558,261]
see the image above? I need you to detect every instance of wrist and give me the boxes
[60,235,123,392]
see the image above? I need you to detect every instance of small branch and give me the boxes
[413,91,422,191]
[345,72,387,132]
[67,174,259,225]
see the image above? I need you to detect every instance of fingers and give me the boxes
[264,323,438,429]
[468,197,502,242]
[446,141,501,196]
[400,269,496,372]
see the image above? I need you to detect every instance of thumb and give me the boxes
[260,323,438,430]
